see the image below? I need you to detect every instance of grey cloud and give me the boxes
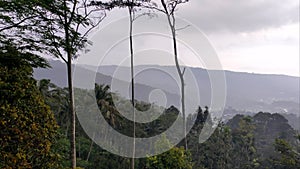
[98,1,298,35]
[179,0,299,32]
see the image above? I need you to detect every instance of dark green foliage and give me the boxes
[146,135,193,169]
[228,112,298,161]
[146,147,193,169]
[268,138,300,169]
[227,112,300,169]
[190,124,234,169]
[0,46,59,168]
[231,116,258,169]
[253,112,297,158]
[0,45,50,69]
[187,108,234,169]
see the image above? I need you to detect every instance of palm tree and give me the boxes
[85,84,119,162]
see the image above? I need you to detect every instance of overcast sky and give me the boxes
[76,0,299,77]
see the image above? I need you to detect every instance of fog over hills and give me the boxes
[34,60,299,120]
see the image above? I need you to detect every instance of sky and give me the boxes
[75,0,299,77]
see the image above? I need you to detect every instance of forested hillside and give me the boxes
[27,78,300,169]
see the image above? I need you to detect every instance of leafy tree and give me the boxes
[39,2,110,167]
[194,124,233,169]
[270,138,300,169]
[146,134,193,169]
[231,116,259,169]
[146,147,193,169]
[0,45,59,168]
[187,108,233,169]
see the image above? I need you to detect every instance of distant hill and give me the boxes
[80,63,299,114]
[33,60,180,108]
[34,60,299,116]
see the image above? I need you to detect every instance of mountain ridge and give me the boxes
[34,59,299,117]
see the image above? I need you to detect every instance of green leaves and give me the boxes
[146,134,192,169]
[271,138,300,169]
[146,147,193,169]
[0,47,59,168]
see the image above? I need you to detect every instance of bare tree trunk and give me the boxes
[172,27,187,150]
[160,0,187,150]
[67,54,76,169]
[128,6,136,169]
[86,132,96,162]
[169,16,187,150]
[62,0,77,167]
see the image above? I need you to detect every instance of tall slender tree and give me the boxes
[125,1,154,168]
[148,0,189,150]
[127,1,136,168]
[94,1,153,168]
[41,2,111,168]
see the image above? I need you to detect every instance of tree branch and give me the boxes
[0,15,37,32]
[176,24,190,31]
[182,67,186,76]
